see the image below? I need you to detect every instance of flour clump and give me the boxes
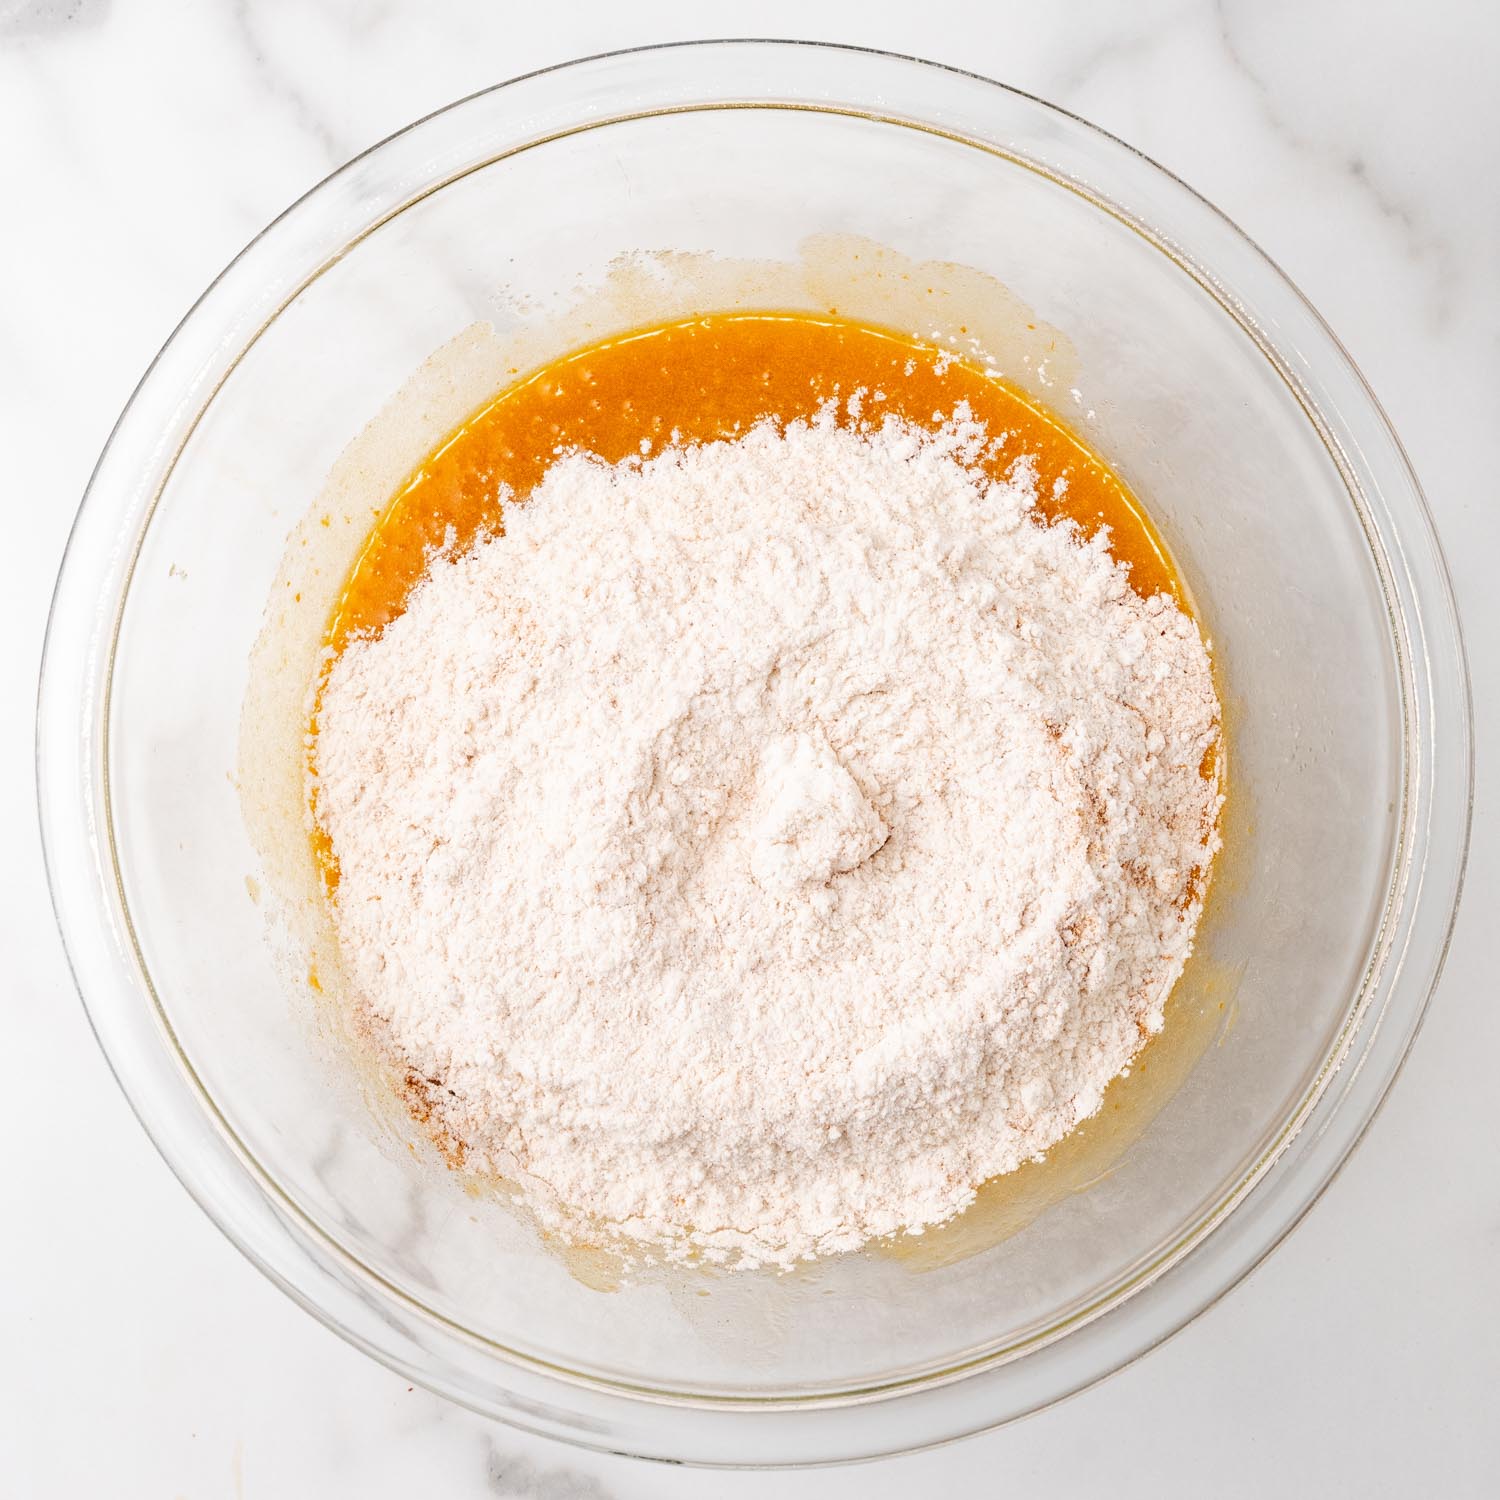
[314,409,1222,1269]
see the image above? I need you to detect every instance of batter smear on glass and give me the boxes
[309,314,1223,1269]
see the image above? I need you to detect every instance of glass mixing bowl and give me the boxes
[38,42,1470,1466]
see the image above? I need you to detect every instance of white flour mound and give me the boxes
[314,409,1222,1269]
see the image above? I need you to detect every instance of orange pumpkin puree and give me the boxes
[313,312,1190,886]
[327,312,1177,650]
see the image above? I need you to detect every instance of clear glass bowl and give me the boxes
[38,42,1471,1466]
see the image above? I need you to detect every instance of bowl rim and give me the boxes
[36,38,1473,1466]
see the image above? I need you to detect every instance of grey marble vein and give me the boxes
[486,1443,620,1500]
[1046,0,1194,98]
[0,0,108,41]
[1212,0,1464,323]
[228,0,346,167]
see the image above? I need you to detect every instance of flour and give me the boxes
[313,408,1222,1269]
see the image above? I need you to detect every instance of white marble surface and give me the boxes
[2,1,1496,1494]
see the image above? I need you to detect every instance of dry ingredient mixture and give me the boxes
[313,325,1223,1268]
